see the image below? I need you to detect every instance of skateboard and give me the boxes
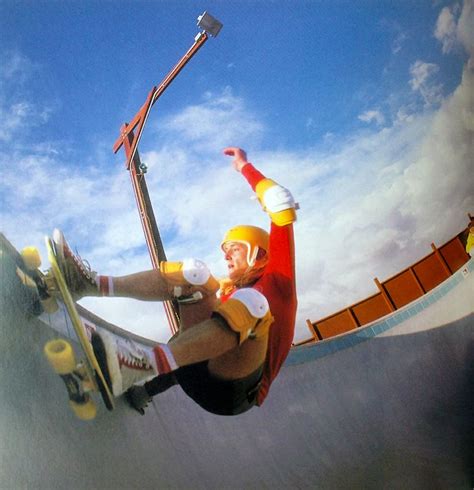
[43,236,114,420]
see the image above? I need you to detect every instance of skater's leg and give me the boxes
[178,294,217,332]
[169,288,271,380]
[126,372,179,414]
[207,335,268,380]
[53,229,215,303]
[97,288,272,396]
[110,270,170,301]
[168,317,239,367]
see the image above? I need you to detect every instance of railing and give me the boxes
[297,221,472,346]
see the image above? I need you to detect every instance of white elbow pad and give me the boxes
[262,184,295,213]
[255,178,297,226]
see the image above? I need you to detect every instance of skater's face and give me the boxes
[223,242,249,280]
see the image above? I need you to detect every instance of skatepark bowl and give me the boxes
[0,233,473,489]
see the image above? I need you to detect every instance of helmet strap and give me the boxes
[247,245,259,267]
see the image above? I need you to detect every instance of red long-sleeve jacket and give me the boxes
[223,163,297,405]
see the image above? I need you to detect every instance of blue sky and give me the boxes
[1,1,473,342]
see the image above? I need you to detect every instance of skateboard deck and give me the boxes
[43,236,114,419]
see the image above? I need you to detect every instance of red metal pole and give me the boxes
[113,29,211,335]
[121,130,180,334]
[113,31,209,168]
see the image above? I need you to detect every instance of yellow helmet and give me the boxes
[221,225,269,266]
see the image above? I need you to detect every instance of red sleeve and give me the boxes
[267,223,296,287]
[240,162,297,405]
[241,163,265,191]
[240,163,296,285]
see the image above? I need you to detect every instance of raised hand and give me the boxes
[223,147,249,173]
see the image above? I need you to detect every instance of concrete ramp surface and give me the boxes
[1,242,473,489]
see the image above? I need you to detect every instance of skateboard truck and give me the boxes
[44,339,98,420]
[20,246,59,314]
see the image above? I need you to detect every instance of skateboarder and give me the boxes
[54,147,297,416]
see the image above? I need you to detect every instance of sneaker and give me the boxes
[126,371,178,414]
[125,385,152,415]
[92,331,157,397]
[52,229,99,300]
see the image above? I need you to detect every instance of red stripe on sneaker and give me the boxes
[153,346,173,374]
[99,276,109,296]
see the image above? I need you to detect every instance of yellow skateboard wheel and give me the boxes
[70,398,97,420]
[44,339,76,374]
[21,247,42,270]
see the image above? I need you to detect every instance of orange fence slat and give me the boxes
[352,293,393,326]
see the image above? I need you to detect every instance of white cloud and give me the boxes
[457,0,474,58]
[0,50,35,82]
[0,51,52,142]
[435,1,474,58]
[394,107,416,124]
[409,61,439,91]
[435,5,460,54]
[409,60,443,107]
[358,109,385,125]
[392,31,408,55]
[159,87,264,152]
[0,101,52,142]
[379,18,408,55]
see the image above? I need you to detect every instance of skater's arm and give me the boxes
[223,147,296,228]
[223,146,297,283]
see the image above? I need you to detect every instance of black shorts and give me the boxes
[175,361,263,416]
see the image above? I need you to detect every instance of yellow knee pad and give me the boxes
[160,259,220,297]
[213,288,274,345]
[255,178,297,226]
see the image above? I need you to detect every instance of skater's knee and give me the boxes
[212,288,274,345]
[160,259,220,299]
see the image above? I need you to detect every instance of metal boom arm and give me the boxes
[112,12,222,335]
